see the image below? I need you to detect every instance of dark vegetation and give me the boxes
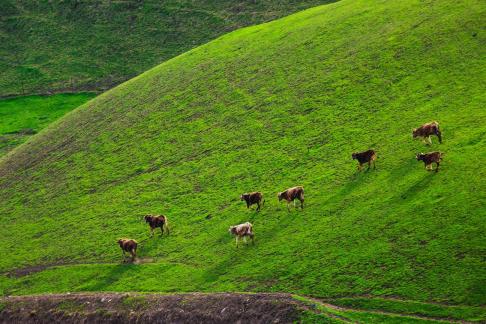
[0,0,332,96]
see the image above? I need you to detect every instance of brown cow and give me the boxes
[352,149,377,171]
[413,121,442,145]
[278,186,304,211]
[118,238,137,262]
[228,222,254,247]
[144,215,170,236]
[416,152,444,172]
[240,192,265,211]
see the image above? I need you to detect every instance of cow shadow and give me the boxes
[386,158,438,201]
[82,263,134,291]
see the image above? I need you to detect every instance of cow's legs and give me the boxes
[427,136,432,145]
[293,200,297,208]
[287,201,291,212]
[435,162,440,172]
[300,198,304,209]
[256,202,261,211]
[150,228,154,237]
[367,161,371,171]
[358,163,363,171]
[235,236,239,248]
[436,130,442,144]
[160,226,164,235]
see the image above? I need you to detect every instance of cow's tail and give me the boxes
[247,222,253,234]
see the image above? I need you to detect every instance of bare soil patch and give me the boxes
[0,292,305,323]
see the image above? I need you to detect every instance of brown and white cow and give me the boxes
[416,152,444,172]
[117,238,137,262]
[413,121,442,145]
[278,186,304,211]
[144,215,170,236]
[240,192,265,211]
[352,149,377,171]
[228,222,254,247]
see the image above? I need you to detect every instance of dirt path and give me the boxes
[0,292,305,323]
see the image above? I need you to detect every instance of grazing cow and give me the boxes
[416,152,444,172]
[240,192,265,211]
[278,186,304,211]
[413,121,442,145]
[228,222,254,247]
[352,149,377,171]
[144,215,170,236]
[118,238,137,262]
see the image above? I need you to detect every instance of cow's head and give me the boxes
[416,153,425,161]
[351,153,357,160]
[277,192,283,201]
[240,194,248,201]
[412,128,418,138]
[117,239,124,247]
[229,226,236,235]
[144,215,153,223]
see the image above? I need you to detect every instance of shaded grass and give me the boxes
[0,0,332,96]
[0,0,484,320]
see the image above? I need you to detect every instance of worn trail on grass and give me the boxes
[305,297,469,323]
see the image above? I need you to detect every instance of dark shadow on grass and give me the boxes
[386,158,437,201]
[81,264,135,291]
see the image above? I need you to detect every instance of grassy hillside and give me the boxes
[0,93,95,156]
[0,0,484,319]
[0,0,330,97]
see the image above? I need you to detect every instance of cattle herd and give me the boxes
[118,121,444,261]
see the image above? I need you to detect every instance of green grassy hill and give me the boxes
[0,0,484,320]
[0,0,329,97]
[0,93,95,156]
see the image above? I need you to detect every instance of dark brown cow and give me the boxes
[144,215,170,236]
[228,222,254,247]
[117,238,137,261]
[352,149,377,171]
[240,192,265,211]
[416,152,444,172]
[413,121,442,145]
[278,186,304,211]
